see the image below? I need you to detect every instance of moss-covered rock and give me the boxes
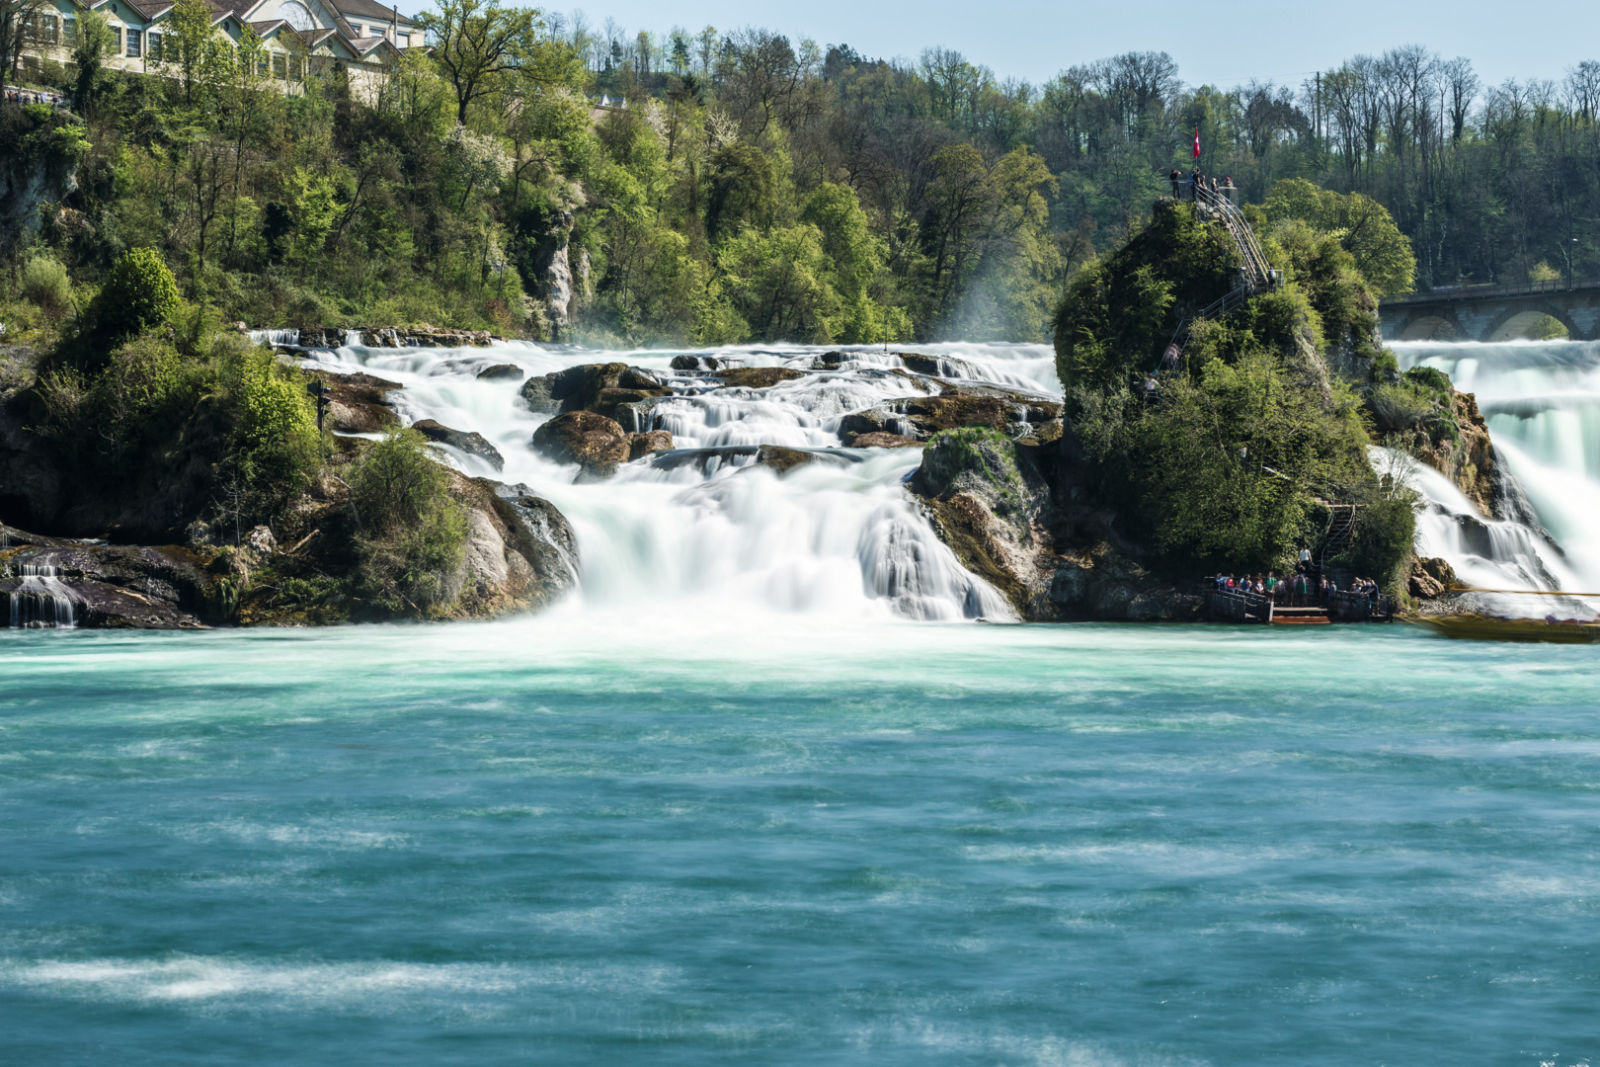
[532,410,630,477]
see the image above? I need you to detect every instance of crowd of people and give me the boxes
[1168,170,1236,200]
[1210,549,1384,612]
[3,87,64,107]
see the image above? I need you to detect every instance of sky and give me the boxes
[550,0,1597,93]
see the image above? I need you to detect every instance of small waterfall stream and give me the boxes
[286,340,1057,623]
[7,562,78,629]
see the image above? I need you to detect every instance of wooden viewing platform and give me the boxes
[1206,588,1390,626]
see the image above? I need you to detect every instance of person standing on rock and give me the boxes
[1169,168,1182,199]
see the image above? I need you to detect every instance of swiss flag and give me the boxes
[1193,128,1201,159]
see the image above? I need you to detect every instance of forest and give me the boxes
[3,0,1599,344]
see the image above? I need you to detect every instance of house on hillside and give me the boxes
[16,0,420,98]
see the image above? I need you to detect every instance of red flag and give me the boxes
[1193,128,1201,159]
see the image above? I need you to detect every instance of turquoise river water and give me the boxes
[3,616,1598,1065]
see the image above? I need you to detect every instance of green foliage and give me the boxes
[718,224,840,342]
[1054,201,1236,398]
[90,247,180,344]
[83,332,196,459]
[347,428,469,614]
[21,255,72,319]
[215,335,322,514]
[1123,352,1374,570]
[1261,179,1415,296]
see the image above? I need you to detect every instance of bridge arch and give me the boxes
[1483,306,1577,342]
[1394,312,1466,342]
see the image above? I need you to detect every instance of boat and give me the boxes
[1411,614,1600,644]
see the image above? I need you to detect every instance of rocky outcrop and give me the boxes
[320,372,402,434]
[1409,555,1459,600]
[476,363,525,382]
[648,445,857,477]
[520,363,672,423]
[487,482,580,602]
[531,410,631,477]
[848,432,920,449]
[628,430,674,460]
[286,327,496,350]
[752,445,814,474]
[444,475,579,617]
[715,366,805,389]
[1,527,213,628]
[672,355,723,371]
[841,390,1064,445]
[909,429,1203,622]
[412,419,505,472]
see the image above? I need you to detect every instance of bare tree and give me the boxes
[0,0,53,90]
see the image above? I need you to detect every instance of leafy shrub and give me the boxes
[347,428,468,614]
[84,332,196,459]
[213,334,322,521]
[90,247,180,343]
[21,256,72,319]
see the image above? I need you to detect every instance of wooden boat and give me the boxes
[1412,614,1600,644]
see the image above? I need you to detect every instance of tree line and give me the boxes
[4,0,1598,344]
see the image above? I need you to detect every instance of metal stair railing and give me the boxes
[1195,183,1274,292]
[1154,184,1279,371]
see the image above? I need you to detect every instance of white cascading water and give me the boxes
[8,563,77,629]
[1390,339,1600,616]
[283,339,1059,623]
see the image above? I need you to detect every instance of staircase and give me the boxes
[1158,185,1278,368]
[1194,183,1274,291]
[1320,504,1359,565]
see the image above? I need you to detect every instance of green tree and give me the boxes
[69,8,113,118]
[418,0,542,125]
[347,428,469,614]
[166,0,219,104]
[89,247,181,344]
[1260,179,1416,296]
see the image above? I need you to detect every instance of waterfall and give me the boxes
[7,563,78,629]
[290,341,1058,623]
[1391,339,1600,615]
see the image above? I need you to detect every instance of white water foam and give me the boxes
[1390,340,1600,613]
[289,341,1056,623]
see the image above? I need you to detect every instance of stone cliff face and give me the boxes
[1414,390,1500,518]
[909,430,1204,622]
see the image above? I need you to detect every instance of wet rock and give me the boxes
[476,363,525,382]
[840,390,1063,443]
[320,372,402,434]
[243,525,277,557]
[0,538,212,629]
[651,446,858,477]
[897,353,944,376]
[520,363,672,418]
[531,411,630,477]
[753,445,814,474]
[628,430,675,461]
[413,419,505,472]
[671,355,722,371]
[844,431,921,449]
[715,366,805,390]
[487,482,580,604]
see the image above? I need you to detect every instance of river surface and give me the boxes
[4,618,1598,1065]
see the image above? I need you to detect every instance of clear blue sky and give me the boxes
[551,0,1596,92]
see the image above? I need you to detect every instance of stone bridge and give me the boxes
[1379,279,1600,341]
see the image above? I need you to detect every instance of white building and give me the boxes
[19,0,420,96]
